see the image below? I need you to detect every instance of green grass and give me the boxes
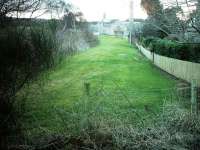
[18,36,178,136]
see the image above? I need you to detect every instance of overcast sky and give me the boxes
[70,0,147,21]
[19,0,147,20]
[18,0,195,21]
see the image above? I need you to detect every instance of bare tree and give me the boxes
[0,0,42,18]
[187,0,200,34]
[140,0,194,40]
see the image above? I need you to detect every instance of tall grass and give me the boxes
[18,88,200,150]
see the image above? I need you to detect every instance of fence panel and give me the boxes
[136,43,153,61]
[136,43,200,86]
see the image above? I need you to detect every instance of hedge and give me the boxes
[140,37,200,63]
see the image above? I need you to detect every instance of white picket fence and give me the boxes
[135,43,200,86]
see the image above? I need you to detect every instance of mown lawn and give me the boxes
[18,36,178,136]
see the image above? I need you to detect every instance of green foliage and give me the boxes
[141,37,200,63]
[140,36,159,48]
[141,22,167,38]
[0,24,60,91]
[0,21,63,149]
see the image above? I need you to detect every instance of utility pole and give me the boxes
[129,0,134,44]
[130,0,134,21]
[100,13,106,35]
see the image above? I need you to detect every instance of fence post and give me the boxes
[129,33,132,44]
[152,52,154,64]
[84,82,90,96]
[191,80,197,114]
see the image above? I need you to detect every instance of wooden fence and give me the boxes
[135,43,200,86]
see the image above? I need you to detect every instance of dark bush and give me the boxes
[0,22,62,149]
[141,22,167,38]
[140,37,155,47]
[84,31,99,47]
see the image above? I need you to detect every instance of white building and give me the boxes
[89,19,130,38]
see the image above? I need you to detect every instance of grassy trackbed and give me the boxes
[18,36,178,136]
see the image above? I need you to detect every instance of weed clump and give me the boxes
[21,99,200,150]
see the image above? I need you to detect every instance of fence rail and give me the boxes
[135,43,200,87]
